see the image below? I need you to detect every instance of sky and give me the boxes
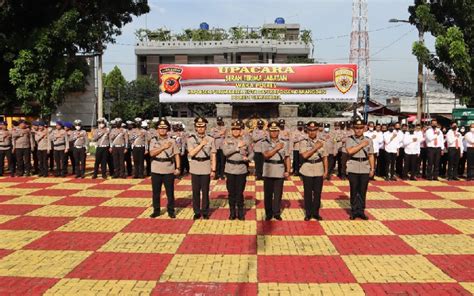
[102,0,435,96]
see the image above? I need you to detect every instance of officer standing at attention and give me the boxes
[149,119,180,218]
[130,118,148,179]
[71,120,88,178]
[211,116,227,180]
[187,117,217,220]
[92,118,110,179]
[319,123,336,180]
[291,121,306,176]
[262,121,291,221]
[425,119,444,180]
[0,121,13,177]
[34,122,50,177]
[446,121,463,181]
[12,119,35,176]
[300,121,328,221]
[31,121,39,175]
[222,120,253,220]
[63,122,75,175]
[109,118,128,179]
[251,119,266,180]
[124,121,134,177]
[51,121,69,177]
[345,117,374,220]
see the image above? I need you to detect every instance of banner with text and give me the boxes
[158,63,358,103]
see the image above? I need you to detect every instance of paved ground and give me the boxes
[0,165,473,295]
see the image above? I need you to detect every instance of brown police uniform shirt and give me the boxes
[0,130,12,150]
[109,127,128,148]
[319,131,337,156]
[262,138,290,178]
[291,129,307,151]
[150,136,179,174]
[51,129,69,151]
[187,134,216,175]
[222,136,254,175]
[12,128,34,149]
[71,130,89,148]
[129,128,148,148]
[345,135,374,174]
[251,128,267,153]
[211,126,227,150]
[93,128,110,147]
[34,130,50,151]
[299,137,328,177]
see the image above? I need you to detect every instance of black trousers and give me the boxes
[254,152,264,179]
[124,148,132,176]
[467,147,474,179]
[53,150,65,176]
[226,173,247,214]
[447,147,461,179]
[0,149,13,176]
[132,147,145,178]
[112,147,125,178]
[302,175,323,217]
[145,153,151,176]
[32,146,38,174]
[48,148,54,171]
[440,152,448,177]
[419,147,428,177]
[180,151,189,176]
[151,173,175,214]
[191,174,210,215]
[37,150,48,177]
[426,147,441,179]
[63,148,74,176]
[292,150,301,175]
[403,154,418,179]
[15,148,31,176]
[263,177,284,217]
[216,149,225,178]
[458,152,467,177]
[107,149,114,176]
[327,154,336,178]
[73,147,86,177]
[347,173,369,216]
[94,147,108,178]
[340,152,348,177]
[377,149,386,177]
[396,148,405,177]
[385,152,397,178]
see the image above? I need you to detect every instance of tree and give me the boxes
[1,0,149,116]
[409,0,473,105]
[104,66,127,99]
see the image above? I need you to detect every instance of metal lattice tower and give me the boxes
[349,0,370,99]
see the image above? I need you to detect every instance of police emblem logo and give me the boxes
[334,68,355,94]
[159,66,183,95]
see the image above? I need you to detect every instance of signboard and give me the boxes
[158,63,358,103]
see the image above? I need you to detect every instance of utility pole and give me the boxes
[97,53,104,120]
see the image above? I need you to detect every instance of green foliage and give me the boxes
[104,66,127,99]
[0,0,149,116]
[298,102,349,117]
[408,0,473,105]
[300,29,313,45]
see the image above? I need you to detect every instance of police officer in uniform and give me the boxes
[109,118,128,178]
[71,120,88,178]
[251,119,266,180]
[320,123,336,180]
[149,119,180,218]
[31,121,40,175]
[345,117,374,220]
[300,121,328,220]
[34,122,50,177]
[446,121,463,180]
[178,123,189,177]
[92,118,110,179]
[211,116,227,180]
[145,119,156,177]
[51,121,69,177]
[291,121,306,176]
[187,117,216,220]
[12,120,35,176]
[262,121,291,221]
[130,117,147,178]
[124,121,134,177]
[223,120,253,220]
[63,122,75,175]
[425,119,443,180]
[0,121,14,177]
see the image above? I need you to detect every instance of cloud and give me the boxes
[148,0,166,14]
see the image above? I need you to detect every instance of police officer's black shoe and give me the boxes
[274,215,282,221]
[304,216,311,221]
[453,177,460,181]
[92,175,97,179]
[384,177,390,181]
[359,214,369,220]
[265,215,272,221]
[168,212,176,219]
[229,213,236,220]
[193,214,201,220]
[202,214,209,220]
[313,215,323,221]
[349,215,356,220]
[238,213,245,221]
[149,212,160,218]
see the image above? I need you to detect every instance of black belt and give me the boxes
[152,157,173,162]
[304,158,322,164]
[0,144,11,148]
[192,156,210,161]
[265,160,284,164]
[53,143,65,147]
[226,159,247,165]
[350,157,368,162]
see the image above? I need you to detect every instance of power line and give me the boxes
[314,24,402,41]
[371,27,416,58]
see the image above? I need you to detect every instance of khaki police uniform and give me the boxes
[211,117,227,179]
[12,124,34,176]
[34,126,50,177]
[187,117,216,219]
[51,125,69,177]
[129,122,148,178]
[150,120,179,218]
[71,125,88,178]
[0,124,13,176]
[345,119,374,219]
[92,122,110,179]
[146,127,157,176]
[300,122,328,220]
[291,122,306,176]
[262,121,290,220]
[319,124,336,180]
[222,120,254,220]
[251,122,267,180]
[109,122,129,178]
